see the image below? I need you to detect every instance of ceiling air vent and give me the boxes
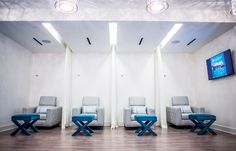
[86,37,91,45]
[187,38,196,46]
[33,37,43,46]
[139,37,143,45]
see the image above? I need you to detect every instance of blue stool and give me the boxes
[72,114,95,136]
[189,114,217,135]
[11,114,40,136]
[135,115,157,136]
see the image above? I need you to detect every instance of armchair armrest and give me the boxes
[46,107,62,127]
[166,106,182,126]
[123,107,132,126]
[191,106,205,114]
[147,108,155,115]
[72,107,82,116]
[97,107,104,125]
[23,107,37,113]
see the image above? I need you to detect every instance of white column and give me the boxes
[62,45,72,129]
[155,46,167,128]
[111,46,118,129]
[154,50,161,126]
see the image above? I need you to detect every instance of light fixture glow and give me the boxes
[54,0,78,14]
[231,0,236,15]
[159,24,183,49]
[109,23,117,46]
[146,0,169,14]
[42,23,66,47]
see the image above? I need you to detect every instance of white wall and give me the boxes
[194,27,236,130]
[29,53,65,107]
[160,53,196,106]
[0,32,32,130]
[116,53,155,125]
[71,53,111,125]
[71,52,156,126]
[158,53,195,127]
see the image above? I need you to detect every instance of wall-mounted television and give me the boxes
[206,49,234,80]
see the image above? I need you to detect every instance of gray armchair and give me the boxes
[166,96,205,126]
[72,96,104,127]
[123,96,155,128]
[23,96,62,127]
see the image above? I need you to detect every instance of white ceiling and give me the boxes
[0,0,235,22]
[163,22,235,53]
[53,21,110,52]
[0,0,231,10]
[0,22,65,52]
[0,21,235,53]
[117,22,174,52]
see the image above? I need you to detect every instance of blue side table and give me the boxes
[72,114,95,136]
[135,114,157,136]
[11,114,40,136]
[189,114,217,135]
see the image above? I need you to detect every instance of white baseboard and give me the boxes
[0,124,16,132]
[212,124,236,135]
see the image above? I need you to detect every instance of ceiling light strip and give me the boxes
[109,23,117,46]
[42,22,67,48]
[159,23,183,49]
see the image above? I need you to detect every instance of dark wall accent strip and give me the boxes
[33,37,43,45]
[187,38,196,46]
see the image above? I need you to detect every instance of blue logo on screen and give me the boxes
[210,53,227,78]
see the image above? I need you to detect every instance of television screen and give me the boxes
[206,49,234,80]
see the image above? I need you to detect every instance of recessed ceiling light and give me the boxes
[231,0,236,15]
[54,0,78,14]
[146,0,169,14]
[42,40,51,44]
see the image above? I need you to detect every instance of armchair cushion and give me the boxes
[179,106,192,113]
[23,107,37,114]
[191,106,205,113]
[181,113,190,120]
[36,106,55,114]
[39,114,47,120]
[131,106,147,114]
[82,106,97,114]
[89,114,97,120]
[131,114,146,121]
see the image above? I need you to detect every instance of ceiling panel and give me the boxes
[0,21,235,54]
[117,21,174,52]
[53,21,110,52]
[162,22,236,53]
[0,21,65,52]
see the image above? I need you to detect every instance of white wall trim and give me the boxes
[0,124,16,133]
[213,124,236,135]
[111,47,118,128]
